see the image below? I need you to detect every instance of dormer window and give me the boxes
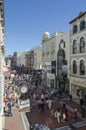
[80,20,85,31]
[73,25,77,34]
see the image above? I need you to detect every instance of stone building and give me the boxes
[56,32,70,94]
[69,12,86,100]
[41,32,69,88]
[0,0,5,129]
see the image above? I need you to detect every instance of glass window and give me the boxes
[80,20,85,31]
[73,40,77,54]
[73,25,77,34]
[80,60,85,75]
[80,37,85,53]
[73,60,77,74]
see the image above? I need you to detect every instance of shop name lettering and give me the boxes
[20,100,30,105]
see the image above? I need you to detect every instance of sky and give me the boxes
[4,0,86,56]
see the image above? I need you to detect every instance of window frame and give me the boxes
[73,60,77,74]
[80,20,85,31]
[80,60,85,75]
[80,37,85,53]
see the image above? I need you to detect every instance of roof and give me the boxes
[69,11,86,24]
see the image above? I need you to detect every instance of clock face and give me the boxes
[21,86,27,93]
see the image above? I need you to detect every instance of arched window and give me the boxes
[73,25,77,34]
[73,40,77,54]
[80,60,85,75]
[80,37,85,53]
[73,60,77,74]
[80,20,85,31]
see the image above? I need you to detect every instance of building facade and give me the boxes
[42,32,64,88]
[70,12,86,100]
[0,0,5,129]
[56,32,70,94]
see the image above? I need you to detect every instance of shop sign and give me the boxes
[19,99,30,110]
[71,77,86,86]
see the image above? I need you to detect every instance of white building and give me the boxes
[17,52,26,67]
[0,0,5,129]
[42,32,63,88]
[33,45,42,70]
[69,12,86,100]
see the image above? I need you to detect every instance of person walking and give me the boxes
[73,108,78,122]
[81,105,85,118]
[8,100,13,116]
[62,101,66,112]
[48,99,52,110]
[55,108,61,123]
[80,97,84,106]
[69,94,72,102]
[61,111,66,122]
[64,109,70,121]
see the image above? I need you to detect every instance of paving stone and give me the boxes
[55,125,71,130]
[72,121,86,128]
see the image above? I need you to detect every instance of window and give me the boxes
[80,20,85,31]
[80,37,85,53]
[73,25,77,34]
[73,60,77,74]
[73,40,77,54]
[80,60,85,75]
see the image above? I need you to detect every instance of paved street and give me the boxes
[3,84,86,130]
[3,106,25,130]
[26,100,84,130]
[25,86,86,130]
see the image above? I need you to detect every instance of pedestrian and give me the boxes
[45,93,48,101]
[50,108,55,117]
[81,105,85,118]
[55,108,61,123]
[3,101,6,113]
[41,93,45,102]
[62,101,66,112]
[41,100,45,112]
[8,100,13,116]
[38,100,41,111]
[69,94,72,102]
[48,99,52,109]
[61,111,66,122]
[73,108,78,122]
[64,109,70,121]
[80,97,84,106]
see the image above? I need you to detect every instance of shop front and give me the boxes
[47,73,55,88]
[70,76,86,101]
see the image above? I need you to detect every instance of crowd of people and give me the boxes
[3,72,86,127]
